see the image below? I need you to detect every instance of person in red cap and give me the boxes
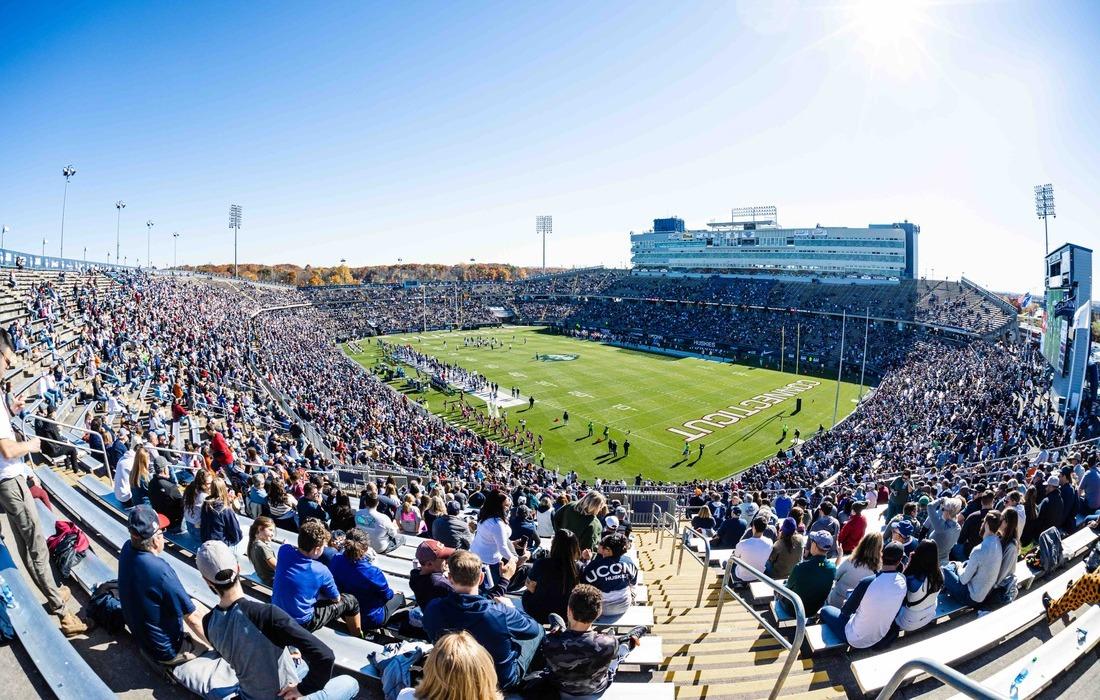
[409,539,516,610]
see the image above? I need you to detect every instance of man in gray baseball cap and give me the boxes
[194,540,359,700]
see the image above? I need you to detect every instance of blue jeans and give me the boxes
[941,565,979,607]
[507,625,546,690]
[295,660,359,700]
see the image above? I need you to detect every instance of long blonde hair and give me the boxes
[577,490,606,516]
[414,631,501,700]
[849,531,883,572]
[129,447,150,491]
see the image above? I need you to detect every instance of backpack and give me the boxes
[997,574,1019,604]
[1036,527,1066,578]
[87,580,126,634]
[1086,542,1100,575]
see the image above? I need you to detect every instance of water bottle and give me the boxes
[0,576,15,609]
[1009,656,1037,699]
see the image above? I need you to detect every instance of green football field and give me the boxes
[344,326,865,482]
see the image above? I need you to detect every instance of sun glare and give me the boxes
[845,0,931,78]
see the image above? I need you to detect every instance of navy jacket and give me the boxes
[201,502,243,546]
[423,591,541,688]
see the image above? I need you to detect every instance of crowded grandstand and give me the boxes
[0,245,1093,700]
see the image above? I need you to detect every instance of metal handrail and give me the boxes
[651,504,663,544]
[712,554,806,700]
[676,525,713,607]
[663,512,680,565]
[874,657,1007,700]
[16,412,115,481]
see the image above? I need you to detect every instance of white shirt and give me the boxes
[113,449,135,502]
[470,517,512,565]
[845,571,907,648]
[828,558,875,608]
[734,536,773,582]
[0,400,28,481]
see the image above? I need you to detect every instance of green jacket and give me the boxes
[552,502,602,552]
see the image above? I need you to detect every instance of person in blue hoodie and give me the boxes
[329,529,406,629]
[422,549,544,690]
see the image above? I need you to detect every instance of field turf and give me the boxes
[343,326,864,482]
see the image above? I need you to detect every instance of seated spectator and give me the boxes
[942,510,1003,608]
[691,505,717,537]
[128,446,153,507]
[298,482,328,526]
[26,473,52,512]
[540,584,646,698]
[111,431,135,506]
[272,520,363,635]
[408,539,459,610]
[894,540,944,633]
[1059,467,1078,532]
[200,478,243,548]
[329,528,406,629]
[508,505,541,553]
[806,501,840,557]
[246,473,268,519]
[356,490,405,554]
[118,505,211,684]
[924,495,962,566]
[1035,476,1063,537]
[710,505,746,549]
[837,501,867,554]
[34,405,82,472]
[397,630,502,700]
[953,491,994,561]
[247,516,278,586]
[581,532,638,620]
[732,516,773,583]
[1080,459,1100,516]
[991,508,1021,600]
[535,496,556,539]
[819,541,907,649]
[422,550,544,690]
[182,469,210,539]
[195,540,359,700]
[523,528,582,624]
[782,530,836,616]
[891,520,919,560]
[827,532,883,608]
[432,500,473,550]
[266,479,300,533]
[149,461,184,531]
[396,493,424,536]
[767,517,805,579]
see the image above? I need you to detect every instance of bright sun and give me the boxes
[845,0,931,77]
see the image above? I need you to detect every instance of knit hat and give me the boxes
[780,518,797,536]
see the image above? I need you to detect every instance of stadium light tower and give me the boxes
[536,215,552,273]
[1,225,8,250]
[41,237,47,258]
[172,232,180,268]
[115,200,126,261]
[59,164,76,258]
[145,220,154,268]
[1034,184,1055,258]
[229,204,242,278]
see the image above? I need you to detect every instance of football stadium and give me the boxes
[2,3,1099,700]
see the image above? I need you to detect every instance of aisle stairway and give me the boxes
[631,532,847,699]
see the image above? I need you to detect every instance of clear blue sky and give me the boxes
[2,1,1098,292]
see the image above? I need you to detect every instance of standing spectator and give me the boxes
[827,532,883,608]
[732,516,773,583]
[523,529,583,624]
[540,584,646,698]
[397,631,502,700]
[837,501,867,554]
[422,550,544,690]
[774,491,793,519]
[924,496,962,566]
[330,528,405,629]
[819,541,907,649]
[894,540,944,633]
[885,472,911,523]
[247,516,278,586]
[271,520,363,636]
[1080,459,1100,515]
[205,424,236,480]
[942,511,1004,608]
[782,531,837,616]
[194,540,359,700]
[581,532,638,620]
[0,348,86,635]
[767,517,805,579]
[356,490,404,554]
